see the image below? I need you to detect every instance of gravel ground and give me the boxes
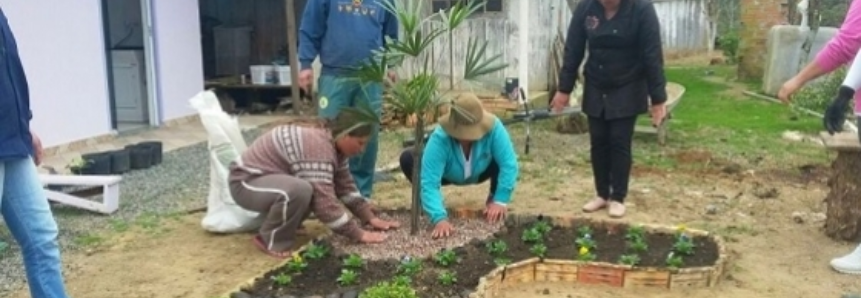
[328,211,503,260]
[0,129,265,297]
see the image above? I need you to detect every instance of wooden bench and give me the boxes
[819,131,861,241]
[40,174,122,215]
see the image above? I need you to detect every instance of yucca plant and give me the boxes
[353,0,508,234]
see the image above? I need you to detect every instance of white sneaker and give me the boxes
[830,243,861,275]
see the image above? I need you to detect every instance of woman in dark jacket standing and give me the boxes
[551,0,667,218]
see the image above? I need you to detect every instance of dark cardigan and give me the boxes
[558,0,668,120]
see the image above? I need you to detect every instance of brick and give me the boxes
[623,270,671,288]
[535,260,580,282]
[669,269,710,289]
[577,265,625,287]
[503,258,537,286]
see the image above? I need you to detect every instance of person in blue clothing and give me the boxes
[298,0,399,208]
[399,93,519,239]
[0,8,71,298]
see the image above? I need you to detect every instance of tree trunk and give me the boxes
[824,151,861,241]
[410,117,425,235]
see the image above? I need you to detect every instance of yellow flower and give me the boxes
[291,252,303,263]
[676,224,687,232]
[579,246,589,256]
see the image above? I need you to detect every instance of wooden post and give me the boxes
[285,0,310,115]
[820,131,861,241]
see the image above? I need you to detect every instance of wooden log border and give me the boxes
[222,207,730,298]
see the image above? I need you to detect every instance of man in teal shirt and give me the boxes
[399,93,520,238]
[298,0,398,205]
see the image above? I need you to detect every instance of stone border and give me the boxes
[223,207,729,297]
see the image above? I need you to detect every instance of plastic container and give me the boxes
[275,65,291,86]
[249,65,275,85]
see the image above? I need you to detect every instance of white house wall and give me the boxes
[0,0,112,148]
[0,0,204,148]
[151,0,203,121]
[405,0,709,92]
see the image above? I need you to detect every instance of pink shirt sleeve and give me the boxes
[815,0,861,72]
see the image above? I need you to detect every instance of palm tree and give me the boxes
[353,0,509,235]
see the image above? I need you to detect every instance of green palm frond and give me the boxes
[438,0,485,30]
[334,96,381,138]
[463,37,508,81]
[386,72,440,115]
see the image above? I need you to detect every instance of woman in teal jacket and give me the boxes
[399,93,519,239]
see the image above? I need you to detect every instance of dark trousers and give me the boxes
[399,147,498,203]
[588,115,638,202]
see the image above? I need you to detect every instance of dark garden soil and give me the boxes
[235,217,721,298]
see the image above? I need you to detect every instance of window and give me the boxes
[431,0,504,14]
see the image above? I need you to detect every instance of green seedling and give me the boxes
[486,240,508,256]
[673,235,695,256]
[337,269,359,286]
[625,225,646,241]
[392,275,413,286]
[530,243,547,258]
[438,270,457,286]
[666,252,684,269]
[577,226,593,238]
[577,247,596,261]
[434,249,458,267]
[532,220,552,235]
[285,257,308,273]
[521,228,543,243]
[271,272,292,286]
[493,258,511,266]
[343,254,365,270]
[302,243,329,260]
[627,238,648,252]
[575,234,597,250]
[398,258,423,276]
[619,254,641,266]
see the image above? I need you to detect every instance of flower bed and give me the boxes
[226,209,729,298]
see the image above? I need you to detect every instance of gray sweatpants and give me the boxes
[229,173,313,252]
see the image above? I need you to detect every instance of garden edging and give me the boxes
[222,207,730,298]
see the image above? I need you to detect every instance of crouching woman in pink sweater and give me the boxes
[228,109,399,258]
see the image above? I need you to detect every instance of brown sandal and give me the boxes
[251,236,291,259]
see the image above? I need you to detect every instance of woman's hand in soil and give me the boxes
[484,203,506,223]
[358,230,388,244]
[368,217,401,231]
[431,220,454,239]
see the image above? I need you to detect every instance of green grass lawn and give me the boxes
[382,65,830,170]
[635,65,828,169]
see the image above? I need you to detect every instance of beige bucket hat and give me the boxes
[438,93,496,141]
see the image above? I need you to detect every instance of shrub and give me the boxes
[717,32,740,64]
[792,67,853,115]
[359,281,418,298]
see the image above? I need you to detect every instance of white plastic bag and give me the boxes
[190,91,263,233]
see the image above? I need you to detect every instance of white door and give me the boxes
[141,0,160,126]
[111,50,148,122]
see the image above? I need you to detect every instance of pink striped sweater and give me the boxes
[231,124,373,240]
[814,0,861,114]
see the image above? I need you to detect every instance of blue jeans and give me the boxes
[317,74,383,199]
[1,157,69,298]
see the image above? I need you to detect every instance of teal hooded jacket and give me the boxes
[420,118,519,224]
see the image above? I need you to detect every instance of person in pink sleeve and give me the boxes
[778,0,861,275]
[779,0,861,135]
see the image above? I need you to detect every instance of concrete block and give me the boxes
[762,25,838,96]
